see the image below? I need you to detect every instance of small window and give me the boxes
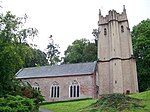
[51,81,59,98]
[32,82,40,91]
[104,28,107,35]
[70,80,80,98]
[121,25,124,32]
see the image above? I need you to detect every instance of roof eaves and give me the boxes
[15,68,24,76]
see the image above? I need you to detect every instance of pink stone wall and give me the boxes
[22,74,96,102]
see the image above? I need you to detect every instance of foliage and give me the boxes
[32,49,48,67]
[0,43,23,96]
[0,11,48,97]
[132,19,150,91]
[19,45,48,67]
[47,35,61,65]
[0,11,38,44]
[0,95,38,112]
[64,38,97,64]
[0,10,47,111]
[21,85,45,110]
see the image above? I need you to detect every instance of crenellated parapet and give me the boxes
[98,5,127,25]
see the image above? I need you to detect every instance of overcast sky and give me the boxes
[1,0,150,56]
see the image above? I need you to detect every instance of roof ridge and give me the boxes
[23,62,95,70]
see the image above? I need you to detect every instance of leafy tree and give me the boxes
[20,84,44,110]
[0,44,23,96]
[0,11,38,44]
[18,45,48,68]
[132,19,150,91]
[64,38,97,64]
[47,35,61,65]
[0,11,48,96]
[32,49,48,67]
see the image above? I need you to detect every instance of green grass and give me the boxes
[129,90,150,112]
[129,90,150,100]
[40,99,96,112]
[40,90,150,112]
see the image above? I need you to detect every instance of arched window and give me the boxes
[51,81,59,98]
[104,28,107,35]
[69,80,80,97]
[32,82,40,91]
[121,25,124,32]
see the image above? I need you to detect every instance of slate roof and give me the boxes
[16,62,96,79]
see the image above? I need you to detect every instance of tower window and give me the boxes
[70,80,80,98]
[104,28,107,35]
[121,25,124,32]
[51,81,59,98]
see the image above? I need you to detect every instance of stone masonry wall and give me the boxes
[22,74,96,102]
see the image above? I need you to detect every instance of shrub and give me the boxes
[21,85,45,110]
[0,95,38,112]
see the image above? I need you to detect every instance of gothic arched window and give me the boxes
[69,80,80,97]
[32,82,40,91]
[121,25,124,32]
[104,28,107,35]
[51,81,59,98]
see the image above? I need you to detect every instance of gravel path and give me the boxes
[39,108,52,112]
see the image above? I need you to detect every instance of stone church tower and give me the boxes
[97,6,138,96]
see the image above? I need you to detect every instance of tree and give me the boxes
[0,11,47,96]
[47,35,61,65]
[0,43,23,96]
[132,19,150,91]
[64,38,97,64]
[0,11,38,44]
[32,49,49,67]
[18,45,48,68]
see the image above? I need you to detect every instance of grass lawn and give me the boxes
[129,90,150,112]
[40,90,150,112]
[40,99,96,112]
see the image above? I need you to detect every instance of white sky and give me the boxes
[1,0,150,56]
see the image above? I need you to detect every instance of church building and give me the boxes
[16,6,138,102]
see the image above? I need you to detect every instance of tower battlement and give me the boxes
[98,6,127,25]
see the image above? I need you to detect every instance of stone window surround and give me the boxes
[50,81,60,98]
[32,82,40,91]
[69,80,80,98]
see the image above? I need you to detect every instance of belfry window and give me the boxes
[51,81,59,98]
[70,80,80,97]
[121,25,124,32]
[104,28,107,35]
[32,82,40,91]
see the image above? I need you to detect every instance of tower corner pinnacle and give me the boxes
[123,5,126,12]
[99,9,101,15]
